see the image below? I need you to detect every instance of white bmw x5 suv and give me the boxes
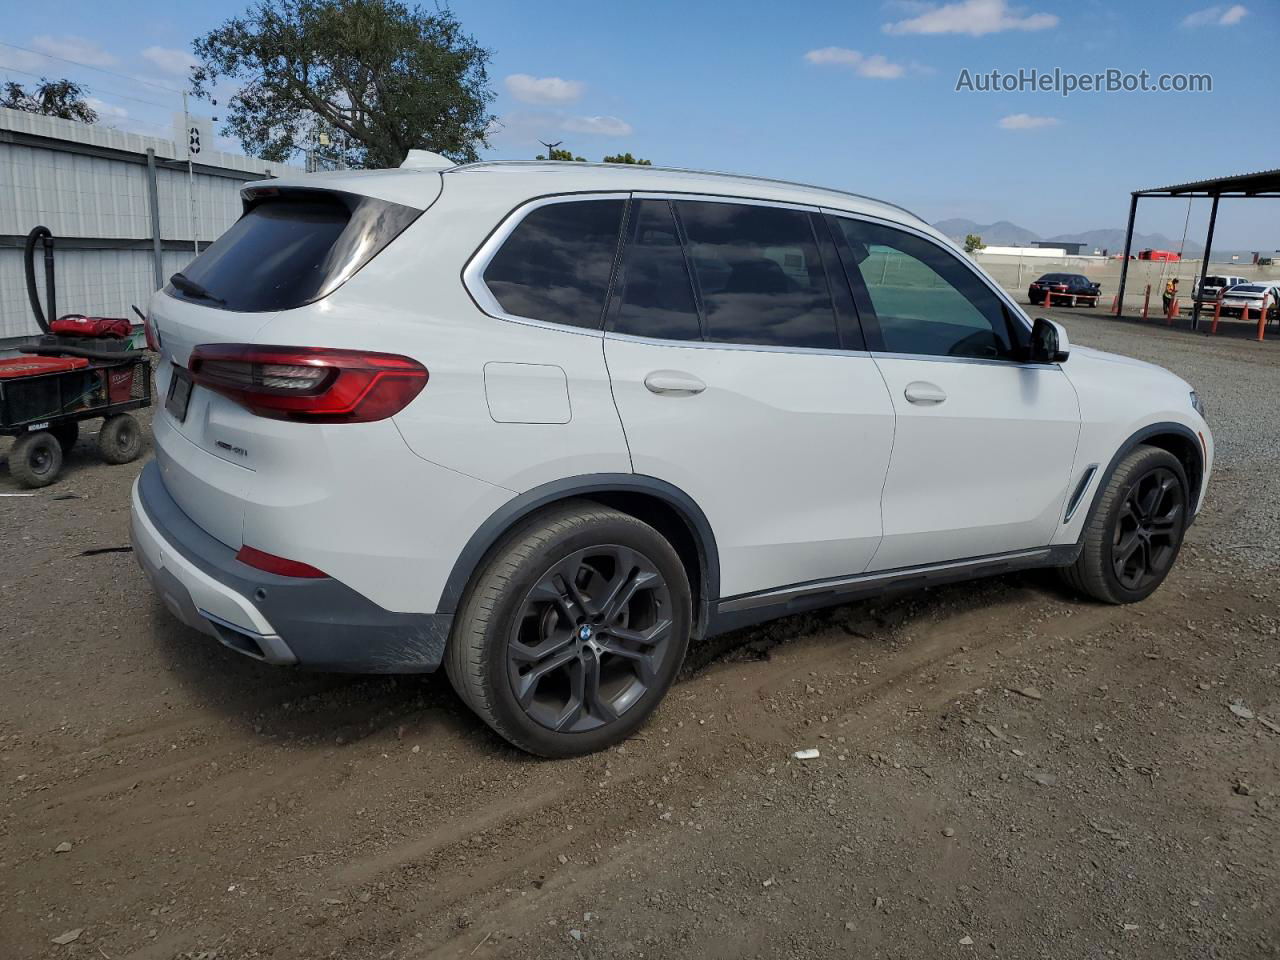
[131,155,1212,756]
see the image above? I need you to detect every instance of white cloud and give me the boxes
[504,73,584,105]
[30,34,119,68]
[1181,4,1248,27]
[85,96,129,123]
[883,0,1058,36]
[804,47,907,78]
[0,47,45,73]
[805,47,863,66]
[999,113,1061,130]
[141,46,197,77]
[562,115,632,136]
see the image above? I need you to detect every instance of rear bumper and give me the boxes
[130,460,452,673]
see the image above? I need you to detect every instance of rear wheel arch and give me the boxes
[439,475,719,631]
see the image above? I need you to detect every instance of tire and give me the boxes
[445,500,693,757]
[97,413,142,464]
[50,421,79,454]
[1061,445,1189,604]
[9,431,63,488]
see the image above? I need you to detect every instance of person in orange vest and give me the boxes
[1163,278,1179,316]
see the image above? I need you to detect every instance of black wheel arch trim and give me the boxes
[437,473,721,620]
[1077,421,1204,540]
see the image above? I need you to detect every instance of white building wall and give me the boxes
[1,107,300,341]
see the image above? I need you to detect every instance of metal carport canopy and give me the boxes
[1115,167,1280,330]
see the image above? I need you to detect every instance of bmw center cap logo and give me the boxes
[578,624,594,642]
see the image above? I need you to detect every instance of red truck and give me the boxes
[1138,249,1180,261]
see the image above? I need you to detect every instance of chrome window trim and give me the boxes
[869,350,1059,370]
[605,329,872,359]
[462,191,631,337]
[819,206,1035,337]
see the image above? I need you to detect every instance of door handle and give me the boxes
[644,370,706,396]
[904,381,947,405]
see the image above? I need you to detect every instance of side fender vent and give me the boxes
[1064,465,1098,523]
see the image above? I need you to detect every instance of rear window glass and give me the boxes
[483,199,625,329]
[1205,276,1227,286]
[675,200,838,349]
[167,192,419,312]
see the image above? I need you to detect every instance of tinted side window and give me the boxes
[483,199,625,329]
[613,200,701,341]
[675,201,839,349]
[831,216,1020,360]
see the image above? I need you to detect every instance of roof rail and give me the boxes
[445,160,925,223]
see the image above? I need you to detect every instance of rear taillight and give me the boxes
[188,344,427,423]
[235,545,328,578]
[144,314,160,352]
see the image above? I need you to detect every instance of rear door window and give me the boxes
[167,191,420,312]
[674,200,839,349]
[612,199,702,341]
[483,199,626,330]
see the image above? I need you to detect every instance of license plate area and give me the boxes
[166,365,193,423]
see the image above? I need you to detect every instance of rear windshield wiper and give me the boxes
[170,272,226,305]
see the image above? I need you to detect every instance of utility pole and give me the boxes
[183,91,200,257]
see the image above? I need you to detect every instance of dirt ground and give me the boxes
[2,310,1278,959]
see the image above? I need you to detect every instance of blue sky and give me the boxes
[3,0,1277,247]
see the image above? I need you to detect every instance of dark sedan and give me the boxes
[1029,273,1102,307]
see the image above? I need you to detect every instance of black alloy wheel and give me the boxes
[1060,444,1190,604]
[445,501,692,757]
[1110,466,1185,592]
[507,545,674,733]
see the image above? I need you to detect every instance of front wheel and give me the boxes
[445,501,692,757]
[1061,445,1189,603]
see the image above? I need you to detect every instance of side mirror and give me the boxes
[1030,317,1070,364]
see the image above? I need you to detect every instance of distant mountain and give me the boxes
[1045,229,1203,256]
[932,218,1205,255]
[932,218,1040,246]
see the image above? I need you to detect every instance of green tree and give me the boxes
[963,233,985,254]
[1,79,98,123]
[602,152,650,165]
[191,0,495,168]
[536,147,585,161]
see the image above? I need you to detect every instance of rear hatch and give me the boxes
[148,186,425,548]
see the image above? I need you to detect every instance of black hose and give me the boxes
[18,344,145,362]
[23,226,55,334]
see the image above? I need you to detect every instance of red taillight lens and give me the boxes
[144,314,160,352]
[188,344,427,423]
[235,545,328,578]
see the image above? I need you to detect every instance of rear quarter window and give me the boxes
[482,199,626,330]
[166,191,420,312]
